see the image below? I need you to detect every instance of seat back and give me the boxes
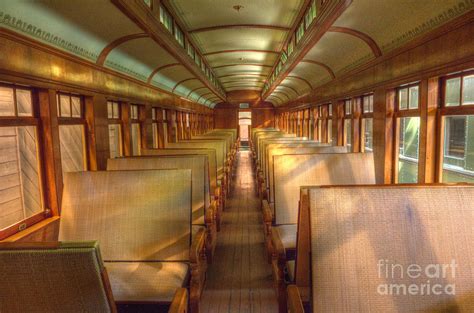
[255,133,295,157]
[107,156,209,225]
[252,129,281,145]
[142,148,217,191]
[257,137,309,166]
[167,141,226,174]
[59,170,192,262]
[251,127,278,140]
[306,185,474,312]
[267,146,348,203]
[208,129,237,142]
[273,153,375,224]
[0,241,116,313]
[192,133,234,152]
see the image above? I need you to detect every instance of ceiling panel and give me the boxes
[169,0,304,29]
[151,66,195,92]
[168,0,306,94]
[105,37,177,82]
[205,51,278,68]
[193,28,286,54]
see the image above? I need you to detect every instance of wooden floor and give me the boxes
[200,151,278,313]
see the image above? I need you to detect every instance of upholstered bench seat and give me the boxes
[107,262,189,303]
[274,224,297,251]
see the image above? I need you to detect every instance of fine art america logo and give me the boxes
[377,259,457,296]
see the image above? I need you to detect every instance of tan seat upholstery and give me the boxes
[270,153,376,312]
[0,241,116,313]
[274,224,297,250]
[306,185,474,312]
[58,170,204,308]
[107,262,189,303]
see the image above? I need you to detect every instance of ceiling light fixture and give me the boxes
[233,5,244,12]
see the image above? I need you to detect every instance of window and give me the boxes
[57,93,87,174]
[343,100,352,147]
[396,83,420,183]
[296,21,305,44]
[130,105,141,156]
[143,0,151,8]
[0,84,45,238]
[444,74,474,107]
[287,37,295,57]
[187,42,195,60]
[441,71,474,182]
[160,4,173,33]
[174,24,185,48]
[107,101,122,159]
[398,85,419,110]
[304,0,317,29]
[361,94,374,152]
[398,117,420,183]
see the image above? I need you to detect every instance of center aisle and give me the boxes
[200,150,278,313]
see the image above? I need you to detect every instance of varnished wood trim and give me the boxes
[189,24,291,34]
[171,78,199,93]
[204,49,280,56]
[147,63,182,83]
[328,26,382,57]
[300,59,336,79]
[286,75,313,90]
[96,33,149,66]
[1,217,60,242]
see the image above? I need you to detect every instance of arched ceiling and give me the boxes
[264,0,474,106]
[2,0,472,108]
[0,0,222,108]
[168,0,306,94]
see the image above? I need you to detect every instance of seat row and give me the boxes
[0,128,238,313]
[250,128,474,313]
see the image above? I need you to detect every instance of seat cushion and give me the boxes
[106,262,189,303]
[286,260,295,283]
[274,224,297,250]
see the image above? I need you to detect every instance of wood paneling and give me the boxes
[214,108,238,129]
[85,95,110,171]
[252,108,275,129]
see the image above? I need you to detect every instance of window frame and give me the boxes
[438,70,474,182]
[0,83,48,240]
[360,93,374,152]
[57,92,89,172]
[393,82,421,183]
